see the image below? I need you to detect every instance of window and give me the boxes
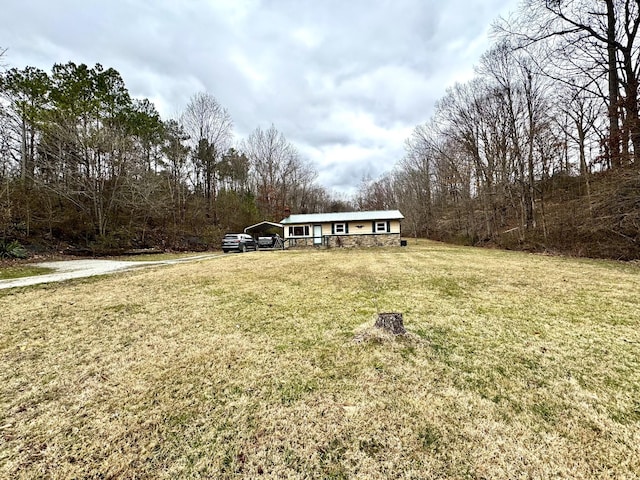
[289,225,310,237]
[375,221,389,233]
[332,222,349,234]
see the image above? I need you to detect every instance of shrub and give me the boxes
[0,239,29,259]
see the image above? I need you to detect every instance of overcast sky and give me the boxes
[2,0,519,195]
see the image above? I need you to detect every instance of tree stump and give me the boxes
[374,312,406,335]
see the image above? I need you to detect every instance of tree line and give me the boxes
[3,0,640,260]
[0,59,348,253]
[356,0,640,259]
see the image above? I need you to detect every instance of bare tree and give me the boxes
[180,92,233,223]
[397,124,435,237]
[554,80,602,176]
[497,0,640,168]
[360,174,397,211]
[242,124,302,219]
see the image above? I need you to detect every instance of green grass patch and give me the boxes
[0,265,53,280]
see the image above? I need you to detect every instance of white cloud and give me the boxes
[291,28,324,49]
[0,0,521,194]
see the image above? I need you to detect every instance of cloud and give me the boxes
[0,0,519,194]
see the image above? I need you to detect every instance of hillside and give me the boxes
[424,169,640,261]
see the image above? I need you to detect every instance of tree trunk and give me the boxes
[622,54,640,166]
[374,312,406,335]
[606,0,622,168]
[20,117,27,182]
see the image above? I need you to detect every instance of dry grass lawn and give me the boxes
[1,240,639,479]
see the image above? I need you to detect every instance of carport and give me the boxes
[243,221,284,249]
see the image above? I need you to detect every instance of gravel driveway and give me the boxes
[0,254,222,290]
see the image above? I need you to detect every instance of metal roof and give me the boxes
[280,210,404,224]
[244,221,284,233]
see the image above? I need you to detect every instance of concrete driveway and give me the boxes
[0,254,223,290]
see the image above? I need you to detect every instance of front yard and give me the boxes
[1,240,638,478]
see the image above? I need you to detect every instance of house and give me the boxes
[280,210,404,248]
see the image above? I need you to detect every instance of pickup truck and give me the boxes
[257,235,283,249]
[257,236,276,248]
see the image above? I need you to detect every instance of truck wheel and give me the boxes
[241,244,247,253]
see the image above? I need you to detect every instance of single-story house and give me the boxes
[280,210,404,248]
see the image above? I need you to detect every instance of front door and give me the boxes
[313,225,322,245]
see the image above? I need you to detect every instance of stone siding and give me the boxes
[286,237,316,249]
[286,233,401,249]
[326,233,401,248]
